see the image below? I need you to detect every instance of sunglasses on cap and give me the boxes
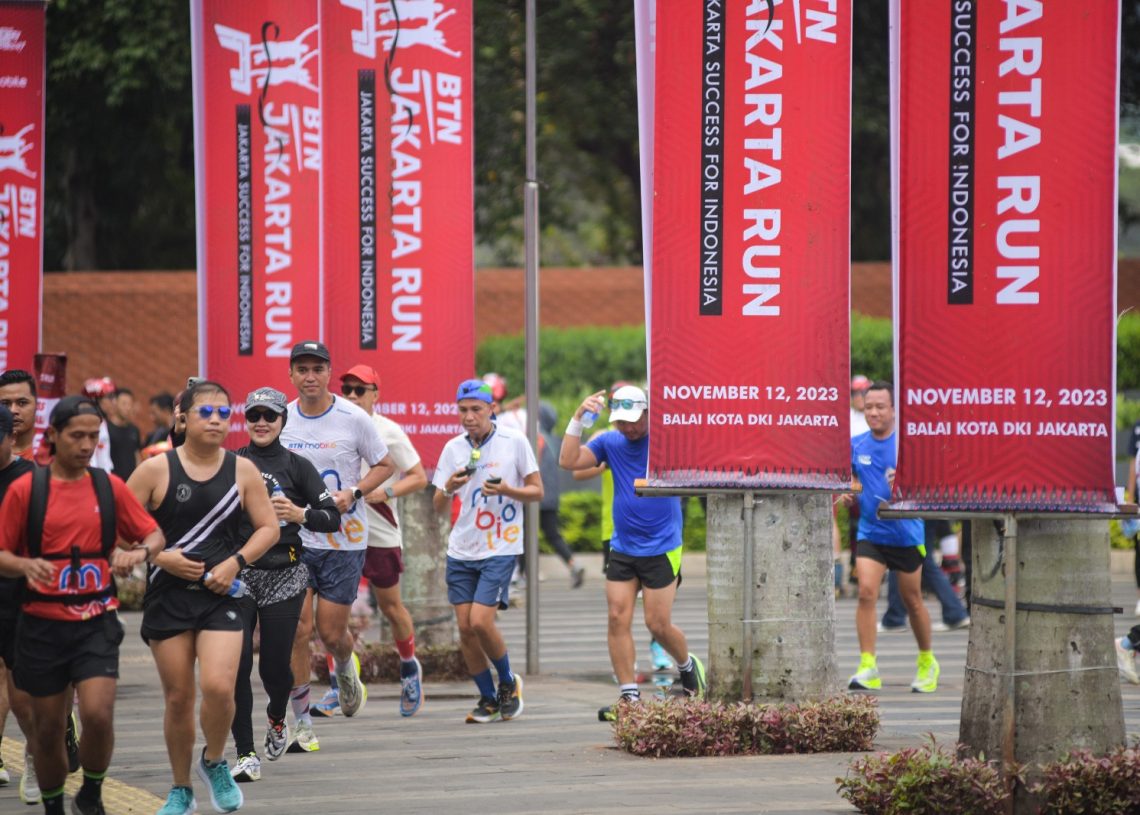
[610,398,648,411]
[195,405,232,420]
[341,384,376,398]
[245,408,280,423]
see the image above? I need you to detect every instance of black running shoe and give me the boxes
[497,675,524,721]
[465,696,500,724]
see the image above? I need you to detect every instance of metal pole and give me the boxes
[523,0,541,675]
[741,492,755,702]
[1001,514,1018,814]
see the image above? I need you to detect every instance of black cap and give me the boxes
[49,395,102,430]
[0,404,12,438]
[290,340,331,363]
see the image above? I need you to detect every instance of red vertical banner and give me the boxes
[647,0,852,489]
[190,0,322,431]
[0,1,45,373]
[892,1,1119,512]
[319,0,473,471]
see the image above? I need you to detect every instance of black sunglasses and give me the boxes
[245,408,280,424]
[341,384,375,398]
[196,405,232,420]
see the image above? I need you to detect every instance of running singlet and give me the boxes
[0,470,157,621]
[146,450,243,596]
[431,424,539,560]
[280,395,389,551]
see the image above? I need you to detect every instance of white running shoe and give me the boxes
[286,718,320,753]
[264,717,289,760]
[19,751,40,804]
[1117,638,1140,685]
[336,652,368,717]
[230,752,261,782]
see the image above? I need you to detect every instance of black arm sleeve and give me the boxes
[292,453,342,533]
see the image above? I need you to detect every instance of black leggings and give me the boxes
[231,590,306,756]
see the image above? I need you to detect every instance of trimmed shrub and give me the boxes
[612,694,878,758]
[837,738,1016,815]
[850,314,893,383]
[552,491,707,553]
[1032,746,1140,815]
[1120,314,1140,391]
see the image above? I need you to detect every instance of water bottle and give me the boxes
[271,484,288,527]
[204,573,248,598]
[581,409,598,428]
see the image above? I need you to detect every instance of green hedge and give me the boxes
[542,491,707,553]
[1121,314,1140,392]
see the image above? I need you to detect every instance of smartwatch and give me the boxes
[233,553,248,569]
[352,487,364,501]
[384,486,396,500]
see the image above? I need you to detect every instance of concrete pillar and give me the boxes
[960,518,1124,811]
[705,493,839,702]
[397,488,457,647]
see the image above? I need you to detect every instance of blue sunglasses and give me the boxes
[196,405,232,420]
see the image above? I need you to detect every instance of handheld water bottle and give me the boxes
[204,573,248,598]
[271,484,288,526]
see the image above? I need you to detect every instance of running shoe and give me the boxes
[286,719,320,753]
[230,752,261,783]
[911,653,941,693]
[679,654,707,699]
[264,716,289,760]
[598,692,640,722]
[1117,638,1140,685]
[336,652,368,718]
[497,674,524,721]
[156,787,197,815]
[309,686,339,718]
[194,750,243,813]
[931,617,971,633]
[70,791,107,815]
[0,756,8,785]
[399,656,424,717]
[570,565,585,589]
[877,621,908,633]
[650,639,675,672]
[66,710,80,773]
[20,750,40,804]
[848,655,882,691]
[465,695,501,724]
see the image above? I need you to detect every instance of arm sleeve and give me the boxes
[112,477,159,542]
[294,454,341,533]
[0,476,30,555]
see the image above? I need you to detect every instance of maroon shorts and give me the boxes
[363,547,404,589]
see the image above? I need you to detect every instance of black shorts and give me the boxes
[606,547,683,590]
[856,540,924,573]
[141,586,244,644]
[13,613,124,697]
[0,612,17,669]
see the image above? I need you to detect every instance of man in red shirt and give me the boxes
[0,396,165,815]
[0,369,38,461]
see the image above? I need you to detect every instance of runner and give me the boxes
[431,379,542,723]
[279,342,395,752]
[0,396,163,815]
[0,404,36,801]
[0,369,38,460]
[559,385,706,720]
[338,365,428,718]
[128,381,279,815]
[229,388,341,783]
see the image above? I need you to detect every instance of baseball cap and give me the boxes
[0,404,12,438]
[50,395,103,430]
[482,372,507,402]
[290,340,331,363]
[850,374,871,392]
[245,387,288,415]
[341,364,380,387]
[609,384,648,423]
[456,378,494,404]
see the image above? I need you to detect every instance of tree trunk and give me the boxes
[396,488,456,647]
[960,518,1124,812]
[705,493,839,702]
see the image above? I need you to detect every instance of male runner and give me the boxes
[280,342,395,751]
[0,396,163,815]
[129,382,279,814]
[432,379,541,723]
[559,385,706,720]
[0,404,36,800]
[336,364,428,717]
[844,381,939,693]
[0,369,38,460]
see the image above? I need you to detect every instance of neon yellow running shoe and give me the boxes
[911,653,940,693]
[848,654,882,691]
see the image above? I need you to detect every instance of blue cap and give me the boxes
[456,379,494,404]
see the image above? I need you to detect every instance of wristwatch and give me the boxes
[384,486,396,500]
[233,552,248,569]
[352,487,364,501]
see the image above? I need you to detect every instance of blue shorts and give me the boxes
[301,548,366,606]
[446,555,515,610]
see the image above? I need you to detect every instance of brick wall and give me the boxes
[37,260,1140,435]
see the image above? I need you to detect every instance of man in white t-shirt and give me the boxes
[279,341,395,752]
[431,379,542,724]
[337,364,428,717]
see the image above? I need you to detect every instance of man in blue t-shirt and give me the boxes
[845,381,939,694]
[560,385,706,720]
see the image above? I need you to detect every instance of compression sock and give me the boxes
[473,669,496,699]
[42,786,66,815]
[290,683,311,721]
[78,769,106,802]
[491,652,514,686]
[395,633,416,661]
[677,656,695,674]
[619,683,640,701]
